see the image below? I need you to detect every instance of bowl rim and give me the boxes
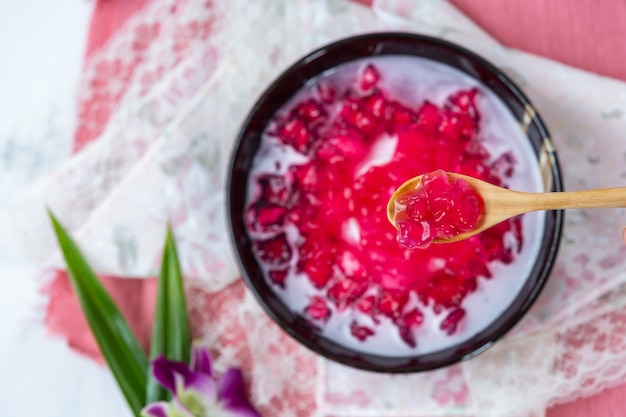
[227,32,564,373]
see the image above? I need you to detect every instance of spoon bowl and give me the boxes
[388,172,626,243]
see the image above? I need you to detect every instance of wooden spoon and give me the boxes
[387,172,626,243]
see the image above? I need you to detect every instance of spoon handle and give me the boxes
[524,187,626,211]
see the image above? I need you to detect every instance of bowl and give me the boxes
[227,33,563,372]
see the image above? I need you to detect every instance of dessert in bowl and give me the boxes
[227,33,563,372]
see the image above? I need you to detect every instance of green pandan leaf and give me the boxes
[48,211,147,416]
[146,227,191,403]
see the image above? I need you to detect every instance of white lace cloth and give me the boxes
[7,1,626,416]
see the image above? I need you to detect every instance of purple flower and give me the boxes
[142,345,261,417]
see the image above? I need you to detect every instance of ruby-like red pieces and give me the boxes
[393,170,484,249]
[440,308,466,335]
[350,321,375,341]
[247,62,522,348]
[359,64,380,91]
[268,269,289,288]
[306,296,332,322]
[254,233,292,266]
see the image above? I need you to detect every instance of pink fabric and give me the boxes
[549,385,625,417]
[44,0,626,416]
[73,0,153,152]
[450,0,626,82]
[44,270,156,361]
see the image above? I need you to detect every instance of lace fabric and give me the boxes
[14,0,626,416]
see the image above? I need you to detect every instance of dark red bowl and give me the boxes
[227,33,563,372]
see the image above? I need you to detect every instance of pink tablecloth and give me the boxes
[450,0,626,82]
[52,1,626,416]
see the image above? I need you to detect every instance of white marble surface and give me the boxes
[0,1,132,416]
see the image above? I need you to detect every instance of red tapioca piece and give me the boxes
[402,308,424,327]
[396,307,425,347]
[274,117,314,153]
[438,110,475,142]
[298,248,334,289]
[336,100,380,137]
[440,308,466,335]
[396,219,437,249]
[449,179,483,231]
[359,64,380,91]
[246,203,288,232]
[337,96,361,127]
[463,140,491,165]
[432,138,464,173]
[354,111,378,136]
[287,198,319,233]
[479,220,517,263]
[446,239,491,280]
[377,291,408,319]
[445,88,480,127]
[290,162,318,191]
[405,192,430,222]
[424,273,470,312]
[356,294,377,315]
[393,127,433,165]
[254,233,292,266]
[293,99,327,124]
[432,190,476,239]
[459,158,493,184]
[363,91,394,120]
[422,169,450,195]
[296,234,319,260]
[491,151,517,178]
[396,308,424,348]
[423,171,454,220]
[305,296,332,322]
[314,130,367,162]
[327,278,367,310]
[416,101,442,132]
[434,216,459,241]
[350,321,375,341]
[268,269,289,288]
[392,102,417,125]
[398,326,417,348]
